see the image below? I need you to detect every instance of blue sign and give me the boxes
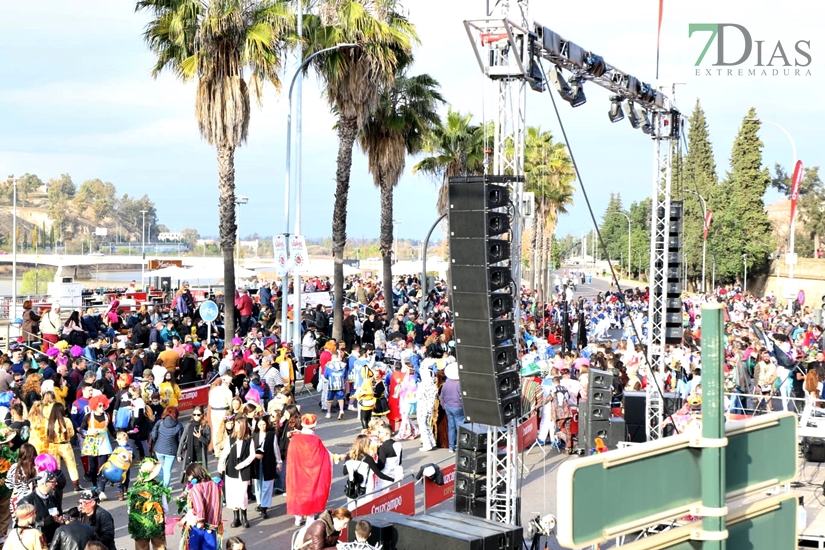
[199,300,219,322]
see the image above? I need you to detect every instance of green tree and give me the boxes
[73,179,117,223]
[118,194,158,240]
[682,100,718,289]
[21,268,56,294]
[137,0,291,340]
[413,108,485,214]
[708,109,774,282]
[358,66,443,319]
[629,198,652,279]
[16,174,44,205]
[305,0,416,340]
[47,174,76,239]
[181,228,200,250]
[599,193,628,265]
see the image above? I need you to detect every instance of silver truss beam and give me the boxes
[646,112,675,441]
[486,423,520,524]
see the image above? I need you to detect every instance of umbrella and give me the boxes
[146,265,192,278]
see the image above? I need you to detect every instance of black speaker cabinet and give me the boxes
[623,391,681,442]
[455,344,518,374]
[463,391,521,426]
[412,513,519,550]
[803,437,825,462]
[454,494,487,518]
[589,368,614,391]
[588,387,612,406]
[608,417,626,449]
[448,176,510,211]
[427,511,524,550]
[458,424,488,450]
[459,369,520,403]
[347,514,395,548]
[457,448,487,474]
[374,511,487,550]
[455,471,487,497]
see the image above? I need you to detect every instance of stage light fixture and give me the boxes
[566,76,586,107]
[634,105,653,134]
[608,95,624,123]
[626,100,640,129]
[548,65,572,99]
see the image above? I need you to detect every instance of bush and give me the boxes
[21,268,56,295]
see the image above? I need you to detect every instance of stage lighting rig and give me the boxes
[608,95,624,123]
[634,104,653,134]
[626,100,640,129]
[566,76,586,107]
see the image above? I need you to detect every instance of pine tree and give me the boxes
[599,193,628,265]
[629,198,652,279]
[708,108,775,282]
[682,100,718,289]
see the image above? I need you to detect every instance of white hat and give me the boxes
[444,363,460,380]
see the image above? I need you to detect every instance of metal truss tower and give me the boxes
[464,0,530,526]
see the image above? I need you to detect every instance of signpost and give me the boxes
[556,304,798,549]
[199,300,219,344]
[273,234,288,274]
[619,493,799,550]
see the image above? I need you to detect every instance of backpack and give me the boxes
[344,460,367,499]
[805,369,819,394]
[114,407,132,430]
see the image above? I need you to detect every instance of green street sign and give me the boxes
[556,412,797,548]
[617,493,798,550]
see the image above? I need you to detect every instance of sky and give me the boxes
[0,0,822,242]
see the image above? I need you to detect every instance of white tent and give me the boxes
[146,265,193,278]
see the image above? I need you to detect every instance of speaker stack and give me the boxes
[652,200,684,346]
[454,423,489,518]
[448,175,522,427]
[624,390,683,442]
[578,368,613,454]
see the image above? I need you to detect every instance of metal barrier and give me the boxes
[722,391,808,417]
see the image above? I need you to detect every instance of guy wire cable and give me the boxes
[537,59,681,434]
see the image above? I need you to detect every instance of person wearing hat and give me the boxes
[285,413,334,526]
[126,459,168,550]
[77,489,115,550]
[208,374,234,458]
[16,471,60,543]
[440,363,463,452]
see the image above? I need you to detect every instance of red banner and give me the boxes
[354,481,416,517]
[790,160,804,228]
[424,463,456,510]
[178,384,210,411]
[703,211,713,242]
[517,413,539,452]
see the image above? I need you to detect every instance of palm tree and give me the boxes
[538,142,575,298]
[136,0,290,339]
[413,108,486,214]
[358,67,444,319]
[304,0,416,340]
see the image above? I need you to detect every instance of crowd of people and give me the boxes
[3,267,823,549]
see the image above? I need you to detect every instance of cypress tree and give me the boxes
[708,108,775,282]
[682,100,718,289]
[600,193,628,264]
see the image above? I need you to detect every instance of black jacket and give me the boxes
[50,521,97,550]
[254,431,280,481]
[80,506,115,550]
[177,421,211,483]
[18,490,60,543]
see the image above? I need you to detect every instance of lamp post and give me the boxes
[8,175,17,319]
[686,189,708,293]
[745,118,797,303]
[235,196,248,265]
[140,210,148,290]
[282,41,360,354]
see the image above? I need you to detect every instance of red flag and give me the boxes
[655,0,664,79]
[789,160,804,227]
[703,211,713,242]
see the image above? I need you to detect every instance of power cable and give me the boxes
[536,59,681,435]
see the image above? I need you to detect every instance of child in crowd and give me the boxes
[337,520,383,550]
[100,430,134,501]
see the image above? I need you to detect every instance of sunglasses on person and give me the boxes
[192,413,202,418]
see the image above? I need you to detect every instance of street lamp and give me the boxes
[685,189,708,293]
[235,196,248,265]
[8,175,17,319]
[140,210,148,290]
[282,41,360,351]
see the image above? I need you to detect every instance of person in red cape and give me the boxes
[286,413,338,526]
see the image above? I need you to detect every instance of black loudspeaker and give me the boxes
[347,515,395,548]
[372,511,487,550]
[803,437,825,462]
[664,201,683,344]
[458,424,488,450]
[427,511,524,550]
[413,513,522,550]
[589,369,613,391]
[449,175,523,428]
[608,417,626,448]
[456,448,487,474]
[454,494,487,518]
[455,471,487,497]
[623,391,646,443]
[588,387,612,406]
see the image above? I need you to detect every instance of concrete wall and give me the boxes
[763,258,825,303]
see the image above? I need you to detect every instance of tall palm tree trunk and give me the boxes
[332,116,358,341]
[541,216,551,298]
[380,175,395,320]
[530,221,538,295]
[217,144,237,340]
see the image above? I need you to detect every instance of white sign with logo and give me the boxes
[290,235,308,273]
[286,291,331,309]
[95,227,108,236]
[273,234,288,274]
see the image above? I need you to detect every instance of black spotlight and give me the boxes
[549,66,571,99]
[565,76,586,107]
[608,96,624,123]
[626,100,640,129]
[634,105,653,135]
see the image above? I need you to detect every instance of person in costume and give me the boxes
[251,415,281,519]
[176,405,211,484]
[217,416,256,529]
[208,375,234,458]
[126,458,170,550]
[178,463,223,550]
[79,394,115,493]
[285,413,336,526]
